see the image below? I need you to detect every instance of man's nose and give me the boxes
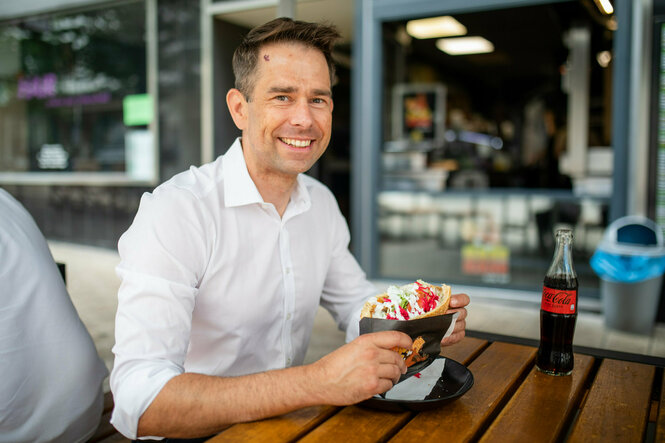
[290,99,314,128]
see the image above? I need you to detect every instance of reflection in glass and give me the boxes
[377,2,614,297]
[0,2,147,174]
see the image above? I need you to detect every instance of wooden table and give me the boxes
[205,335,665,443]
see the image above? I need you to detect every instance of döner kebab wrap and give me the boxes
[360,280,451,321]
[360,280,451,368]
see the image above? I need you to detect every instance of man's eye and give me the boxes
[312,98,328,105]
[275,95,289,101]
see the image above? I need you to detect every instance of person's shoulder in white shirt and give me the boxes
[0,189,108,443]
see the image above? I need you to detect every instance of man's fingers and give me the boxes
[449,307,467,322]
[455,308,467,328]
[393,350,407,374]
[364,330,412,351]
[454,321,466,335]
[441,329,465,346]
[441,304,468,347]
[375,379,395,395]
[458,305,468,319]
[449,292,470,309]
[376,349,406,385]
[377,362,403,384]
[449,314,466,337]
[375,347,407,373]
[442,315,467,344]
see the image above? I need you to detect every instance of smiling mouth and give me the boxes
[279,137,313,148]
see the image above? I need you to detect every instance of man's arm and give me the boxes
[137,331,411,438]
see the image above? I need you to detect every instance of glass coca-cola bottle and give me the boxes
[536,227,578,376]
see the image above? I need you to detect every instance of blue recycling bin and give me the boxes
[590,216,665,334]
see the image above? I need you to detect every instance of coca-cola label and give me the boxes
[541,286,577,314]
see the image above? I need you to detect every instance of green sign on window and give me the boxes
[123,94,153,126]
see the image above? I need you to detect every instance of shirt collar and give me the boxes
[288,174,312,216]
[222,138,264,208]
[222,138,312,213]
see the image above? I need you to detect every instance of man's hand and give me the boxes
[310,331,411,405]
[441,292,469,346]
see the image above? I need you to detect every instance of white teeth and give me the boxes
[281,138,311,148]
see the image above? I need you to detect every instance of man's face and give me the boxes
[235,42,333,181]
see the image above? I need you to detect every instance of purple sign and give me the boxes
[17,73,57,99]
[45,92,111,108]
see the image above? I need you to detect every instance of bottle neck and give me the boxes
[546,231,577,278]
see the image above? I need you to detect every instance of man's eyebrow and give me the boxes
[267,86,297,94]
[312,88,333,97]
[267,86,332,97]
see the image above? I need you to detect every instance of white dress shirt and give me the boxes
[0,189,108,443]
[110,138,377,439]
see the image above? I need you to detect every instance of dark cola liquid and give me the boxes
[537,274,578,376]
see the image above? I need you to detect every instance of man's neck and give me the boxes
[251,172,296,217]
[238,139,299,217]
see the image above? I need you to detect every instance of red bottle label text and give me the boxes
[541,286,577,314]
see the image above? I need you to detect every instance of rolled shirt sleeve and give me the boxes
[110,184,213,439]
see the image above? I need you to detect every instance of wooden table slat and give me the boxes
[568,358,656,443]
[299,406,410,443]
[389,342,537,443]
[655,369,665,441]
[479,353,595,443]
[440,336,488,366]
[297,336,488,442]
[207,405,338,443]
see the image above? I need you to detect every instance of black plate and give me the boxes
[359,357,474,412]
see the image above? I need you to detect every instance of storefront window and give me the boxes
[377,2,614,296]
[0,2,152,180]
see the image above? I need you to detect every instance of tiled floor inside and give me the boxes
[48,241,665,392]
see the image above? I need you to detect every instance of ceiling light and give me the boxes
[436,37,494,55]
[406,16,467,39]
[596,50,612,68]
[594,0,614,15]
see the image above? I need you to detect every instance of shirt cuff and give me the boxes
[110,360,182,439]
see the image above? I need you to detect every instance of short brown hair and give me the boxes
[232,17,341,99]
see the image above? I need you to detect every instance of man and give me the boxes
[0,189,108,442]
[111,18,469,440]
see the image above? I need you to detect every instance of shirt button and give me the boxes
[287,358,292,365]
[286,313,292,320]
[285,267,291,275]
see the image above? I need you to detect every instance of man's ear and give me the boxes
[226,88,248,130]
